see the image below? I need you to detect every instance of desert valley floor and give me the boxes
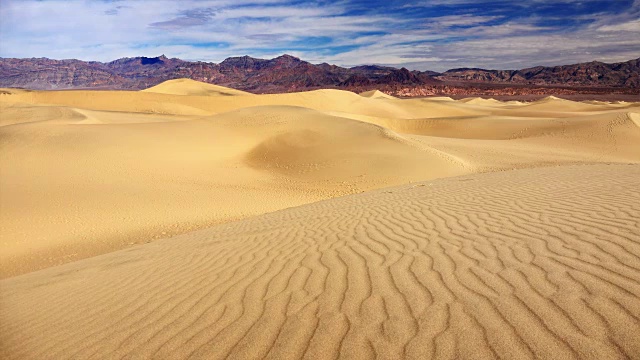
[1,79,639,359]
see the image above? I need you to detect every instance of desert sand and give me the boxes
[1,80,639,359]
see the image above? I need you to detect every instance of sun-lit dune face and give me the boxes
[1,81,639,277]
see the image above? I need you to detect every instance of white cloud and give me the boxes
[597,19,640,32]
[428,14,501,27]
[0,0,638,71]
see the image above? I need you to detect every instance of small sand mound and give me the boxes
[359,90,396,99]
[143,78,252,96]
[460,97,503,106]
[538,95,564,102]
[518,95,612,113]
[423,96,455,101]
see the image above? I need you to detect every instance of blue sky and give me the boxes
[0,0,638,71]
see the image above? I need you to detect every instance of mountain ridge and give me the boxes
[0,54,638,94]
[440,58,640,88]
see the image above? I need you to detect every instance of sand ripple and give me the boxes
[2,164,639,359]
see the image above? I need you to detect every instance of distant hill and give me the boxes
[438,58,640,88]
[0,54,439,92]
[0,54,637,93]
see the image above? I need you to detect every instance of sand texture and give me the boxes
[1,80,640,358]
[2,164,640,359]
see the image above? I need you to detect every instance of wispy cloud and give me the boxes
[150,7,218,29]
[0,0,638,71]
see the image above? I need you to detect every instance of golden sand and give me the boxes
[1,80,639,359]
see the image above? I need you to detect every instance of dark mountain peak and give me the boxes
[219,54,305,72]
[219,55,266,69]
[378,67,423,85]
[223,55,259,62]
[445,67,490,73]
[351,65,393,72]
[316,62,331,70]
[271,54,304,68]
[140,56,165,65]
[106,55,173,67]
[275,54,301,61]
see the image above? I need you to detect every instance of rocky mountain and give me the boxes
[0,55,638,94]
[0,54,433,92]
[438,58,640,88]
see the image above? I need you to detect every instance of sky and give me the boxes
[0,0,638,71]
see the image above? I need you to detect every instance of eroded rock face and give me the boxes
[0,55,637,95]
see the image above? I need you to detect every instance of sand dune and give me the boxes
[0,85,491,119]
[360,89,397,100]
[459,97,505,106]
[143,78,254,96]
[0,103,464,276]
[1,164,639,359]
[1,82,639,277]
[1,80,640,358]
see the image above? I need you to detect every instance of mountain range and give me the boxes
[0,54,638,95]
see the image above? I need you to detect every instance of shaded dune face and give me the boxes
[1,165,639,359]
[629,112,640,127]
[240,108,454,181]
[246,128,335,171]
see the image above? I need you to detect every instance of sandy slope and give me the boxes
[1,82,639,277]
[1,164,639,359]
[143,78,254,96]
